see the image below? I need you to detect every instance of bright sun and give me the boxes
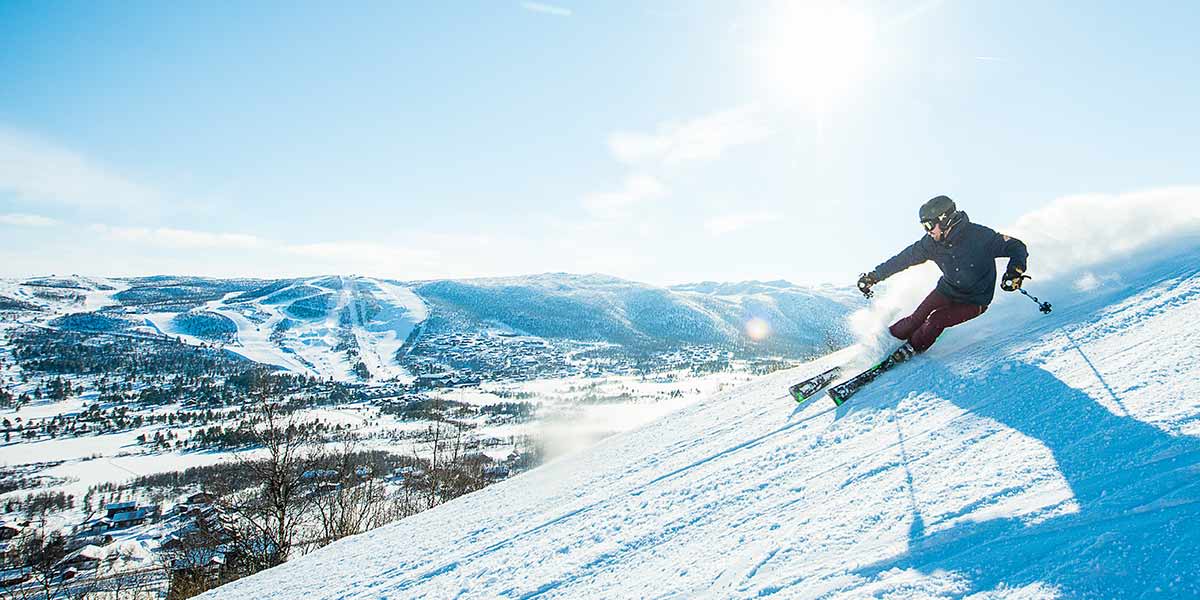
[751,1,875,114]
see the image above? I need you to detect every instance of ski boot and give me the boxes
[889,341,916,364]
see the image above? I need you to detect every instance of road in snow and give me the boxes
[202,245,1200,599]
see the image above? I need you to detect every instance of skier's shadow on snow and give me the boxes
[851,360,1200,598]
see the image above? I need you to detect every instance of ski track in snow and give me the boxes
[200,248,1200,599]
[206,276,426,382]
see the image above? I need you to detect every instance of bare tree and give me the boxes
[312,442,390,547]
[417,411,486,510]
[86,553,163,600]
[218,396,320,573]
[2,527,78,600]
[159,527,230,600]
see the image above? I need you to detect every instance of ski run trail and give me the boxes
[204,241,1200,599]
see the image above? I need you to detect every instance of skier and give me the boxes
[856,195,1029,362]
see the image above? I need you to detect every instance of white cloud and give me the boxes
[91,224,266,250]
[75,224,486,280]
[0,213,59,227]
[581,174,666,219]
[1009,186,1200,278]
[0,128,160,210]
[705,211,779,236]
[521,2,572,17]
[283,241,440,268]
[607,105,772,166]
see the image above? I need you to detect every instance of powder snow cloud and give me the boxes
[846,186,1200,359]
[1007,186,1200,279]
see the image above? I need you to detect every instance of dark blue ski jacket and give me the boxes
[871,212,1028,306]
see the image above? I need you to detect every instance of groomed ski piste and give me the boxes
[203,191,1200,599]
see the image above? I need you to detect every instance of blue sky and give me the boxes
[1,1,1197,285]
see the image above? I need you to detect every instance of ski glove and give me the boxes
[857,272,879,298]
[1000,266,1028,292]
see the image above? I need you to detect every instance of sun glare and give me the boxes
[746,317,771,341]
[752,1,876,114]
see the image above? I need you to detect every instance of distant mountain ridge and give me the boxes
[1,273,861,381]
[404,272,859,354]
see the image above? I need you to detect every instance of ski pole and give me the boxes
[1020,288,1053,314]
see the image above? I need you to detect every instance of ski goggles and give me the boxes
[921,219,938,231]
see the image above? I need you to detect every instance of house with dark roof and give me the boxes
[104,501,137,518]
[0,521,21,541]
[186,492,216,506]
[57,544,104,571]
[110,508,151,529]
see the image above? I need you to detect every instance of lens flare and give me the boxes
[746,317,771,341]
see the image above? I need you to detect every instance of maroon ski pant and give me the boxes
[889,289,987,352]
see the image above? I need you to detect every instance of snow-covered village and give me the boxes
[3,2,1200,598]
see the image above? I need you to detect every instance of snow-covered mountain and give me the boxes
[412,273,856,354]
[1,274,859,383]
[199,238,1200,597]
[0,275,429,382]
[212,276,428,381]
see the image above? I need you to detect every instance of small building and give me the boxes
[0,521,21,541]
[58,544,104,571]
[483,465,511,480]
[0,567,31,587]
[104,501,137,519]
[86,518,113,533]
[110,509,151,529]
[66,534,113,552]
[415,372,455,387]
[187,492,216,506]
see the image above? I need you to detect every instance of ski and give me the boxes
[789,366,843,403]
[828,343,915,406]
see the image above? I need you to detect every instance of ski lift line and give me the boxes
[107,457,142,477]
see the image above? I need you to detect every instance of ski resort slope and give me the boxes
[203,245,1200,599]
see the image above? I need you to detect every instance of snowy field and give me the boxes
[0,366,750,533]
[203,240,1200,595]
[435,369,759,460]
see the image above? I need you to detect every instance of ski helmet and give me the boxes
[919,195,957,228]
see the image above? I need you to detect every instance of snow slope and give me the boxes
[207,276,428,381]
[202,236,1200,597]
